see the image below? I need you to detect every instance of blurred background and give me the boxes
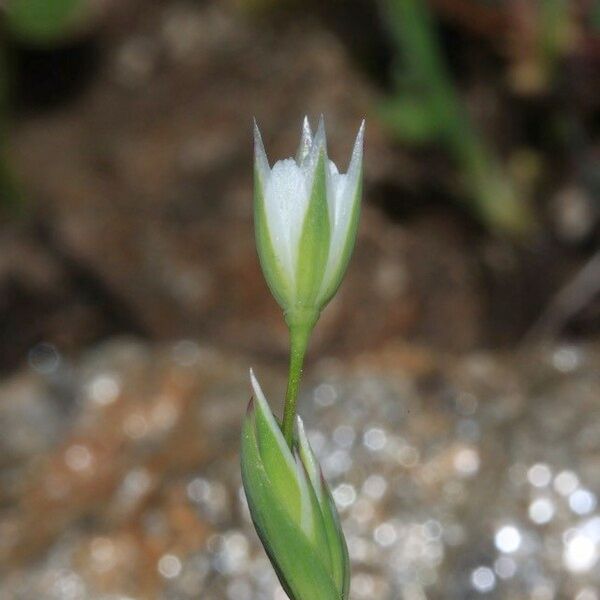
[0,0,599,598]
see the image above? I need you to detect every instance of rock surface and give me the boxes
[1,338,599,599]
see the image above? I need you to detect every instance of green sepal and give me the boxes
[296,418,350,594]
[254,164,292,310]
[253,392,302,521]
[320,471,351,597]
[241,401,342,600]
[294,149,330,312]
[293,449,333,573]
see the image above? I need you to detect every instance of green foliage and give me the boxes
[379,95,439,144]
[382,0,535,236]
[5,0,83,45]
[0,42,22,215]
[592,0,600,30]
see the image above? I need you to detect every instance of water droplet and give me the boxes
[470,566,495,593]
[529,498,555,524]
[528,463,552,488]
[494,525,522,554]
[158,553,182,579]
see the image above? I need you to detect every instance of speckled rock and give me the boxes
[1,339,599,599]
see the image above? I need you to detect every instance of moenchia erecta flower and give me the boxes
[241,371,350,600]
[253,116,364,333]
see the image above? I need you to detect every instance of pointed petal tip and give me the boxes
[344,119,365,176]
[306,114,327,165]
[248,370,279,429]
[253,123,262,146]
[253,119,268,153]
[249,368,262,400]
[295,418,318,470]
[295,414,307,438]
[253,121,271,178]
[295,417,317,463]
[315,114,326,136]
[354,119,365,146]
[248,369,261,412]
[301,116,313,136]
[296,116,314,164]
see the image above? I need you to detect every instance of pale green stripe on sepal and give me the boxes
[294,449,333,574]
[320,471,351,597]
[296,417,349,596]
[254,165,292,310]
[241,401,341,600]
[317,173,363,309]
[294,149,331,312]
[296,416,323,499]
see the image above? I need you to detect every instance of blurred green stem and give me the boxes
[384,0,534,235]
[539,0,570,79]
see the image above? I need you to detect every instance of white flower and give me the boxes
[254,116,364,329]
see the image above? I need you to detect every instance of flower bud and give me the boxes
[254,117,364,331]
[241,371,350,600]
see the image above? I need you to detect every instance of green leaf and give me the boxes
[295,149,330,311]
[5,0,84,44]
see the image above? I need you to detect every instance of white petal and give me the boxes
[253,119,271,185]
[320,121,364,296]
[295,116,313,165]
[326,160,347,227]
[345,120,365,190]
[264,159,310,287]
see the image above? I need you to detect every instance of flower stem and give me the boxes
[281,325,311,447]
